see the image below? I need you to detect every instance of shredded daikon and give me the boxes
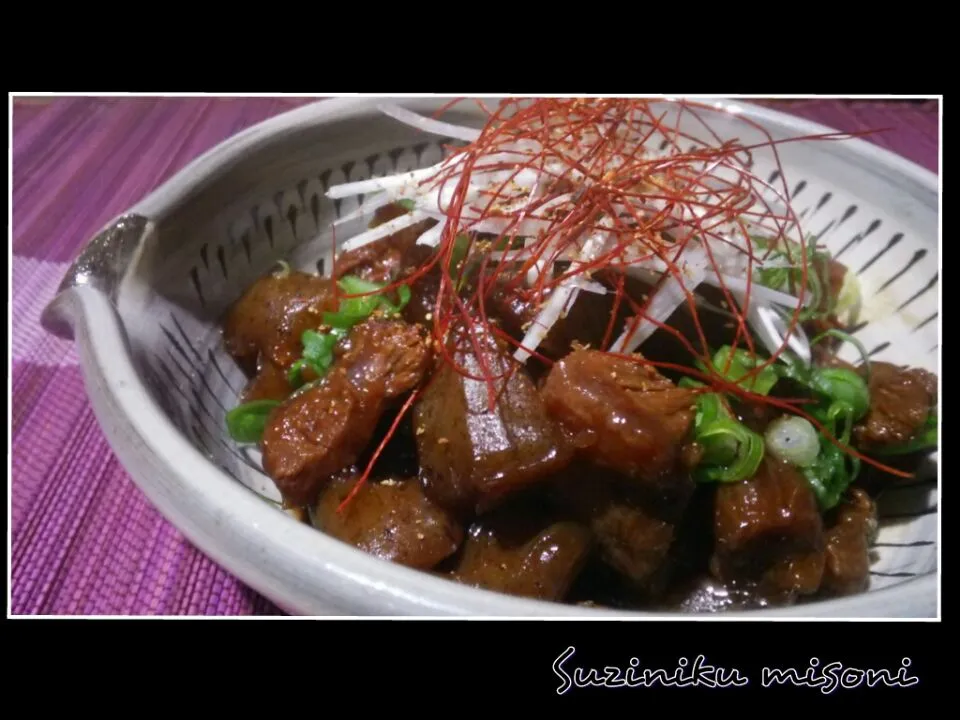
[415,220,446,248]
[333,191,391,227]
[611,244,710,353]
[513,222,612,362]
[336,209,430,254]
[376,103,482,143]
[326,166,442,200]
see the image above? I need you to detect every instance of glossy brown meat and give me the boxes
[711,457,826,599]
[486,278,624,360]
[241,360,293,403]
[552,466,694,592]
[618,275,745,371]
[854,361,938,450]
[414,331,572,514]
[821,488,878,596]
[540,349,697,487]
[335,317,433,399]
[451,504,593,601]
[334,203,436,284]
[223,271,337,373]
[261,318,432,507]
[311,471,463,570]
[398,244,442,328]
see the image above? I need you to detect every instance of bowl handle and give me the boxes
[41,213,152,340]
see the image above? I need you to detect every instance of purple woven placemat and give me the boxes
[10,97,940,616]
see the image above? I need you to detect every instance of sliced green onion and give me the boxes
[751,233,831,321]
[226,275,414,440]
[765,415,820,467]
[328,276,413,328]
[777,353,870,426]
[288,377,324,400]
[286,359,308,387]
[808,368,870,421]
[692,390,725,427]
[272,259,292,278]
[381,284,412,314]
[709,345,780,396]
[696,420,765,483]
[338,275,389,295]
[801,440,860,511]
[301,329,338,366]
[809,328,872,381]
[287,327,346,388]
[395,198,416,212]
[226,400,281,444]
[799,264,824,320]
[324,309,373,330]
[688,391,765,483]
[449,234,472,290]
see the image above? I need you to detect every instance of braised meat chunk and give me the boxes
[223,270,338,374]
[487,277,624,361]
[397,245,443,328]
[451,503,593,601]
[240,359,294,403]
[413,330,572,514]
[821,488,878,596]
[540,349,697,487]
[334,202,437,285]
[854,361,938,450]
[261,318,432,507]
[217,99,938,615]
[336,316,432,398]
[551,465,695,594]
[711,456,826,599]
[311,471,463,570]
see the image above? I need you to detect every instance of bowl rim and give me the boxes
[46,96,940,618]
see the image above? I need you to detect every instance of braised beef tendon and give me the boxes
[261,372,380,507]
[311,471,463,570]
[551,466,695,595]
[240,359,294,403]
[334,202,437,285]
[216,102,937,613]
[854,361,938,451]
[486,278,624,362]
[711,456,827,600]
[821,488,878,596]
[223,270,338,374]
[540,349,697,487]
[413,330,573,515]
[451,503,593,601]
[398,245,443,328]
[261,318,432,507]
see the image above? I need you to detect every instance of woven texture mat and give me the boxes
[11,98,940,615]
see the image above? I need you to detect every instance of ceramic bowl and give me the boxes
[41,97,939,617]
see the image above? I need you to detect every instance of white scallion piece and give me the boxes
[764,416,820,467]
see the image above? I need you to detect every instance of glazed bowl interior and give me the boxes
[46,97,939,617]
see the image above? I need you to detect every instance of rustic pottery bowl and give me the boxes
[41,97,939,617]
